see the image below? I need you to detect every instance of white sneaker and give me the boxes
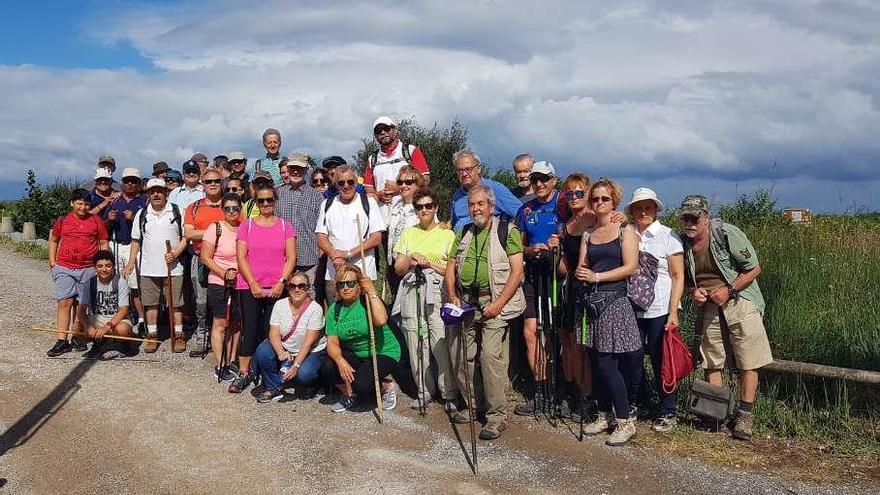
[606,418,637,446]
[382,386,398,411]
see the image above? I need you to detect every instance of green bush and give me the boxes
[10,170,77,239]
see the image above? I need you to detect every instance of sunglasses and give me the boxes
[256,197,275,205]
[530,174,553,184]
[312,179,329,186]
[203,179,222,185]
[414,202,436,211]
[374,125,394,134]
[223,205,241,213]
[185,171,200,176]
[564,190,586,200]
[122,178,141,185]
[396,179,416,186]
[96,179,112,184]
[288,282,311,291]
[336,179,356,188]
[224,187,241,193]
[591,196,613,204]
[680,214,700,224]
[335,280,358,290]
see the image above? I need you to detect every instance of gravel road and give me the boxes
[0,245,872,494]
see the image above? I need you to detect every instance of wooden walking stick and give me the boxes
[356,216,383,424]
[32,327,161,344]
[165,240,176,350]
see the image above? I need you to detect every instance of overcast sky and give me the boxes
[1,0,878,212]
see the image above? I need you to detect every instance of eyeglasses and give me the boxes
[288,282,311,291]
[336,179,356,188]
[203,179,222,185]
[256,197,275,205]
[590,196,613,204]
[414,202,436,211]
[223,206,241,213]
[224,187,241,193]
[456,165,477,176]
[680,214,700,224]
[396,179,417,186]
[312,179,329,186]
[564,190,585,200]
[335,280,358,289]
[96,179,112,184]
[530,174,553,184]
[122,178,140,185]
[374,125,394,134]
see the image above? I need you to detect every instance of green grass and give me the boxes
[0,234,49,259]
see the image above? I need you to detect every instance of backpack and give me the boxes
[89,275,119,315]
[138,202,183,240]
[323,193,371,239]
[370,142,412,171]
[461,217,511,250]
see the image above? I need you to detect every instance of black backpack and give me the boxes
[137,202,183,240]
[370,142,412,170]
[323,192,371,239]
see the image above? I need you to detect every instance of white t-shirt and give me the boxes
[131,202,184,277]
[315,194,387,280]
[637,220,684,319]
[368,142,419,222]
[79,276,130,317]
[269,299,327,355]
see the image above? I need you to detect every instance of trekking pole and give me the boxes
[356,216,383,424]
[414,266,427,416]
[165,240,176,350]
[548,251,559,424]
[218,281,232,383]
[531,263,545,419]
[455,316,479,475]
[32,327,161,344]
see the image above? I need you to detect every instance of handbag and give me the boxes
[660,322,694,394]
[627,246,659,311]
[198,222,223,288]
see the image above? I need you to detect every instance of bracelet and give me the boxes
[595,272,602,283]
[726,283,740,300]
[293,362,301,369]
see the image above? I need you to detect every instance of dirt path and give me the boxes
[0,245,869,494]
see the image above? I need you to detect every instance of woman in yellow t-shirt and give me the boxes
[392,188,458,412]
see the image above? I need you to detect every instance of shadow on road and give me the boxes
[0,357,96,456]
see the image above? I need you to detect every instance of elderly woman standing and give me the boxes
[392,188,458,411]
[575,179,642,446]
[626,187,684,432]
[386,166,428,290]
[320,265,401,412]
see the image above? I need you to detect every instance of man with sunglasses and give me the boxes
[450,150,522,232]
[191,152,210,175]
[511,153,536,204]
[315,165,386,303]
[88,168,121,216]
[169,160,205,210]
[321,156,366,199]
[80,154,121,193]
[227,151,249,183]
[679,195,771,441]
[276,153,324,286]
[363,116,430,222]
[513,161,564,417]
[106,167,148,333]
[183,168,228,355]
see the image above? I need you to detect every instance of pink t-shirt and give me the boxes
[236,217,296,290]
[202,221,238,286]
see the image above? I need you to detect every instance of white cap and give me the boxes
[372,115,396,129]
[121,167,140,179]
[625,187,664,214]
[145,178,166,190]
[94,168,113,180]
[227,151,246,161]
[529,160,555,177]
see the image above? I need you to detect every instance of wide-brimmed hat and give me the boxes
[152,161,171,175]
[625,187,664,215]
[121,167,140,179]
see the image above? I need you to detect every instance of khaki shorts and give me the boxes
[699,298,773,371]
[140,275,184,308]
[89,314,133,329]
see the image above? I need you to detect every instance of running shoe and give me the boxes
[46,340,72,357]
[651,414,678,433]
[330,394,357,413]
[100,342,122,360]
[228,373,253,393]
[70,336,88,352]
[255,387,285,403]
[84,341,106,359]
[382,386,398,410]
[214,366,238,382]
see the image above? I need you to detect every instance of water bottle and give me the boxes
[280,359,292,374]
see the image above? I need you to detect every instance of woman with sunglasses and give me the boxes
[575,178,642,446]
[229,185,297,393]
[223,177,246,201]
[310,168,330,194]
[392,188,458,411]
[320,265,401,412]
[386,166,428,289]
[252,272,327,402]
[201,193,244,381]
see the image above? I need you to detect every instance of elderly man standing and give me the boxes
[315,165,386,303]
[276,153,324,284]
[444,184,525,440]
[363,116,430,221]
[106,167,148,332]
[88,168,121,217]
[450,150,522,232]
[679,195,772,441]
[252,128,284,185]
[511,153,536,203]
[169,160,205,210]
[227,151,249,182]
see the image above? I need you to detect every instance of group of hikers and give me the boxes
[43,116,773,446]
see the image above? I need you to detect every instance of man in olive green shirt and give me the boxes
[445,184,525,440]
[679,195,772,442]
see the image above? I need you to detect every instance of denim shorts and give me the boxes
[52,265,95,301]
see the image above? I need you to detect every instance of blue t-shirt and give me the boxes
[451,179,522,232]
[107,195,148,244]
[323,183,366,199]
[517,191,561,246]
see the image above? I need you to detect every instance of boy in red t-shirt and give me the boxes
[47,188,110,357]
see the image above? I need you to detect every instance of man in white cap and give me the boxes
[363,116,430,221]
[275,152,324,284]
[80,154,120,192]
[88,168,121,216]
[107,167,148,332]
[122,178,188,353]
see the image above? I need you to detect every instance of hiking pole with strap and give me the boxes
[531,262,546,419]
[414,266,427,416]
[165,240,176,350]
[218,277,234,383]
[356,216,383,424]
[548,250,559,425]
[455,314,479,475]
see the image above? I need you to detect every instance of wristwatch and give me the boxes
[726,283,739,300]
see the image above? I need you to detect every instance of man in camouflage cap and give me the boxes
[678,194,772,442]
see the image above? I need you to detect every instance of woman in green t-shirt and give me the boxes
[320,265,402,413]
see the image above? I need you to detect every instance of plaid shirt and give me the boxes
[275,182,324,267]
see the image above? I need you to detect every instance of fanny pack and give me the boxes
[579,285,626,320]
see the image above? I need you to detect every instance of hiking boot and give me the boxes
[451,408,474,424]
[514,393,545,416]
[214,366,238,382]
[330,394,357,413]
[443,399,459,414]
[70,336,88,352]
[582,412,614,436]
[228,373,253,394]
[143,334,160,353]
[606,418,637,446]
[556,398,573,419]
[571,397,597,423]
[409,394,434,411]
[47,340,72,357]
[85,341,106,359]
[382,385,398,410]
[651,414,678,433]
[478,421,507,440]
[172,333,186,353]
[732,411,754,441]
[188,330,209,357]
[255,387,285,403]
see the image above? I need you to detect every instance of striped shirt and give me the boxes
[275,182,323,267]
